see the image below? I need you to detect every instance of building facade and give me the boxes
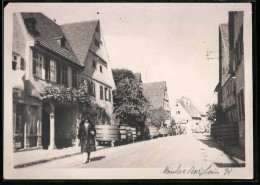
[12,12,115,151]
[213,11,244,148]
[228,11,245,147]
[142,81,171,127]
[172,96,206,134]
[61,20,116,123]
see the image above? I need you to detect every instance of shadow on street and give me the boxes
[90,156,106,161]
[214,162,245,168]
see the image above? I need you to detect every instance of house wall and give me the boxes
[220,30,231,86]
[79,23,115,120]
[171,100,192,124]
[228,11,245,148]
[12,13,81,150]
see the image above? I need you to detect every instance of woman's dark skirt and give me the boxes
[81,144,96,153]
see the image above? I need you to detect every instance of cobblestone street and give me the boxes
[27,134,239,169]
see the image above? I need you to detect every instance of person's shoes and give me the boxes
[84,160,89,164]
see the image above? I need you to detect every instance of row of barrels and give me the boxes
[94,125,175,147]
[94,125,137,146]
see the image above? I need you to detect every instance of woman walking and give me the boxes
[78,118,96,164]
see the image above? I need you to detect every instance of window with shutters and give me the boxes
[50,60,56,83]
[20,58,26,71]
[100,85,103,100]
[93,60,96,69]
[61,65,68,85]
[56,62,61,84]
[105,87,108,100]
[12,53,18,71]
[45,58,50,80]
[32,52,43,78]
[72,68,78,88]
[109,89,111,101]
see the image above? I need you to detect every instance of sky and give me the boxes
[6,3,249,114]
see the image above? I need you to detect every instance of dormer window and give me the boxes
[55,37,66,49]
[94,38,100,48]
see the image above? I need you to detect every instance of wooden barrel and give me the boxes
[95,125,120,142]
[127,132,132,140]
[159,127,168,135]
[149,126,159,137]
[131,127,137,140]
[119,125,127,140]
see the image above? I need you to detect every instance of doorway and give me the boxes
[42,110,50,149]
[14,104,25,151]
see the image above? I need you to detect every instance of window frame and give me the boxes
[100,85,104,100]
[12,53,19,71]
[61,65,68,85]
[72,68,78,88]
[50,60,57,83]
[32,52,44,78]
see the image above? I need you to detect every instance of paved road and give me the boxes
[28,134,237,168]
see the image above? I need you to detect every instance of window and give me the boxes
[105,87,108,100]
[109,89,111,101]
[94,38,100,48]
[50,60,56,83]
[56,62,61,83]
[88,81,95,96]
[32,52,43,78]
[61,65,68,85]
[93,60,96,69]
[72,68,78,88]
[20,58,26,71]
[175,102,178,107]
[29,106,38,135]
[100,85,103,99]
[45,58,50,80]
[61,38,66,48]
[12,53,18,71]
[240,89,245,118]
[100,65,103,73]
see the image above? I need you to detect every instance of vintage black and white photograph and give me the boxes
[4,2,253,179]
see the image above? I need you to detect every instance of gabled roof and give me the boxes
[142,81,166,109]
[178,96,201,118]
[61,20,99,66]
[20,13,81,66]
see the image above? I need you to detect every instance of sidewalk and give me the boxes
[220,145,245,167]
[14,145,108,169]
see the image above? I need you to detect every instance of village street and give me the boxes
[27,134,238,169]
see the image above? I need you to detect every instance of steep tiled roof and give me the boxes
[178,97,201,118]
[220,24,229,50]
[20,13,81,66]
[142,81,166,109]
[61,20,99,66]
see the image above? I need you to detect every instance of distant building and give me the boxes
[213,11,244,148]
[142,81,171,127]
[172,96,207,134]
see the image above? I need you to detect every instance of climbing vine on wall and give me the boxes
[39,85,111,143]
